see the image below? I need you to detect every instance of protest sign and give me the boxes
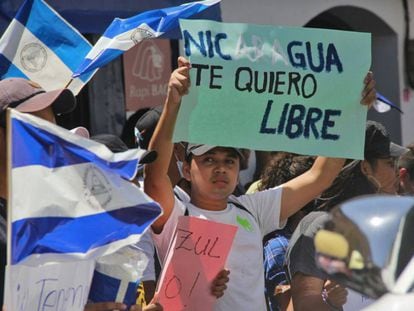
[156,216,238,310]
[4,260,95,311]
[174,20,372,159]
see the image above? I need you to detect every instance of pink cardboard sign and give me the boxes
[156,216,238,310]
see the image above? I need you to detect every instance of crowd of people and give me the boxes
[0,54,413,311]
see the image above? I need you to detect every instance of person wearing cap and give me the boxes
[136,107,250,196]
[314,120,408,206]
[0,78,75,127]
[285,120,407,311]
[136,106,191,200]
[135,105,163,151]
[143,56,376,310]
[0,78,76,309]
[398,144,414,195]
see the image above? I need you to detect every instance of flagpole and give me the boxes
[65,78,74,89]
[6,108,12,265]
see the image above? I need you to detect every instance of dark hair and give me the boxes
[258,153,315,190]
[259,152,316,234]
[316,159,378,211]
[184,151,193,163]
[258,153,316,215]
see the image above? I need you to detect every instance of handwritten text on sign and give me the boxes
[156,216,237,311]
[174,20,371,159]
[4,260,95,311]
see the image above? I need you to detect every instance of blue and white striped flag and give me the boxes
[8,110,162,265]
[0,0,94,95]
[73,0,220,77]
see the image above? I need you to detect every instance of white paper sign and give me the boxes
[4,260,95,311]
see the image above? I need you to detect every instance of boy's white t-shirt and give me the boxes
[153,186,285,311]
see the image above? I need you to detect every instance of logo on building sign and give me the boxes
[124,37,171,110]
[20,43,48,72]
[133,40,164,82]
[83,165,112,209]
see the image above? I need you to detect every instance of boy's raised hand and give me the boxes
[167,56,191,106]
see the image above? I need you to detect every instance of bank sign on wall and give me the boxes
[123,39,171,111]
[174,20,371,159]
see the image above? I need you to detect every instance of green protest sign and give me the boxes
[174,20,371,159]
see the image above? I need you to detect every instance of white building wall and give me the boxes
[220,0,414,145]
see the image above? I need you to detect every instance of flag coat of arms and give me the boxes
[73,0,220,77]
[0,0,94,95]
[7,109,162,265]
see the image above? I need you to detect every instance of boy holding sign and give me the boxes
[144,56,375,310]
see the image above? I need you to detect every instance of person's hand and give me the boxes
[129,302,163,311]
[167,56,191,106]
[210,269,230,298]
[84,302,127,311]
[324,279,348,308]
[84,302,163,311]
[360,71,376,107]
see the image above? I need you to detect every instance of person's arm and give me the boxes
[280,157,344,222]
[279,72,376,222]
[144,57,191,234]
[142,280,156,305]
[84,302,127,311]
[274,285,293,311]
[84,302,163,311]
[130,303,163,311]
[290,273,347,311]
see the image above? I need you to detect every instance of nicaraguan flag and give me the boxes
[8,110,162,265]
[73,0,220,77]
[88,243,151,306]
[0,0,94,95]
